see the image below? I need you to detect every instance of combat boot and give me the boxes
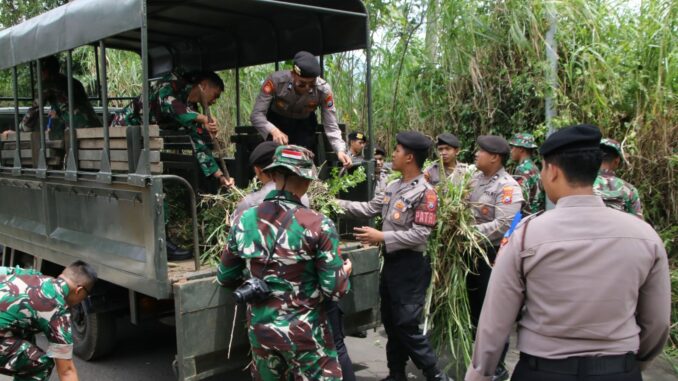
[167,238,192,261]
[424,367,453,381]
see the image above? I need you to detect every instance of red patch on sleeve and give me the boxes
[324,93,334,109]
[262,79,275,95]
[502,186,513,204]
[414,189,438,227]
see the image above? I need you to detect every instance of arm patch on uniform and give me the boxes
[414,189,438,227]
[502,186,514,204]
[262,79,275,95]
[324,93,334,109]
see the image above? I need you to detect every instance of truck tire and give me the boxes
[72,302,116,360]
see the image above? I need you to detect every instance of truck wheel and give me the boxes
[72,302,116,360]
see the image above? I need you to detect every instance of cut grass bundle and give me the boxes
[424,164,489,378]
[308,165,367,218]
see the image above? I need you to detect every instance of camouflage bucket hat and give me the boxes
[508,132,537,149]
[600,138,624,161]
[263,145,318,180]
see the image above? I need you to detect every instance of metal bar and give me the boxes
[154,175,200,271]
[97,40,112,183]
[65,51,78,181]
[131,1,152,181]
[12,66,21,174]
[94,45,102,107]
[320,55,324,78]
[0,97,32,101]
[235,67,241,126]
[252,0,368,18]
[29,63,35,101]
[365,14,374,198]
[35,59,47,178]
[275,61,279,71]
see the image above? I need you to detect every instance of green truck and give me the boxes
[0,1,379,380]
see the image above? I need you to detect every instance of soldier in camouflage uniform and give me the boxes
[1,56,99,141]
[218,145,351,381]
[0,261,97,381]
[250,51,352,167]
[111,70,233,187]
[593,138,643,219]
[508,132,544,214]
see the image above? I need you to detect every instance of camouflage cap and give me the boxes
[263,145,318,180]
[508,132,537,149]
[600,138,623,159]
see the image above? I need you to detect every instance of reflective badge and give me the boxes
[262,79,274,95]
[502,186,513,204]
[392,211,401,221]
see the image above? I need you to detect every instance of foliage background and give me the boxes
[1,0,676,364]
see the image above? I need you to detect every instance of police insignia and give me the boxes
[414,189,437,227]
[392,211,401,221]
[325,94,334,109]
[262,79,274,95]
[383,196,391,204]
[502,186,513,204]
[481,206,490,215]
[394,200,405,211]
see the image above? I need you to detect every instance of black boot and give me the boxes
[167,238,192,261]
[380,371,407,381]
[491,364,509,381]
[350,330,368,338]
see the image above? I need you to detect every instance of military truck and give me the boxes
[0,1,379,380]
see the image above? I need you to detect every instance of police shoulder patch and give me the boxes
[414,189,437,227]
[324,93,334,109]
[262,79,275,95]
[501,186,514,204]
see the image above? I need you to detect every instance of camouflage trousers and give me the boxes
[251,346,342,381]
[0,338,54,381]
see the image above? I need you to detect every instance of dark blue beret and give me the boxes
[436,133,460,148]
[396,131,432,151]
[348,132,367,142]
[249,141,279,167]
[477,135,510,155]
[539,124,602,156]
[293,51,321,78]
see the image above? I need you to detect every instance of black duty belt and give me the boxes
[520,352,637,376]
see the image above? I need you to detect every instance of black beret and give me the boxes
[348,132,367,142]
[436,133,460,148]
[293,51,321,78]
[374,146,386,156]
[539,124,602,156]
[477,135,510,155]
[396,131,432,151]
[249,141,279,167]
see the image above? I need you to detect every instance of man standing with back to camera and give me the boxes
[465,124,670,381]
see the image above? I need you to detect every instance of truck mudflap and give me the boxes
[172,270,250,381]
[172,243,381,381]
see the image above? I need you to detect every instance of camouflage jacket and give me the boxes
[20,74,99,139]
[217,190,350,351]
[513,157,543,214]
[111,71,219,177]
[0,267,74,359]
[593,169,643,219]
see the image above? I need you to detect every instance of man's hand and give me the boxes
[353,226,384,246]
[200,115,219,136]
[269,127,289,145]
[337,151,352,168]
[342,259,353,276]
[214,170,234,188]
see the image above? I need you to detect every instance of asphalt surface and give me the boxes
[2,320,675,381]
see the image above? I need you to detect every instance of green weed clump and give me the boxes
[424,165,488,378]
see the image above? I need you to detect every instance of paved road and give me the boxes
[2,320,675,381]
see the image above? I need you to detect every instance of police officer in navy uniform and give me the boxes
[337,132,450,381]
[250,51,351,167]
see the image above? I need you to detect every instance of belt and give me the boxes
[520,352,637,376]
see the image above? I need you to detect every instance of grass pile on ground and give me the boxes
[424,164,489,378]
